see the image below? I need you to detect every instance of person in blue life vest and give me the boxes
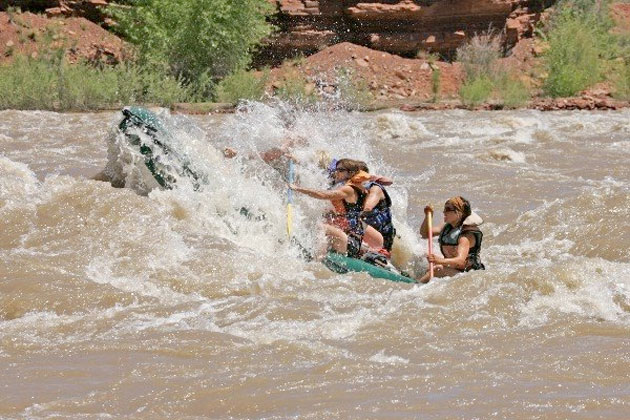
[290,158,384,258]
[328,159,396,253]
[357,162,396,257]
[417,196,485,283]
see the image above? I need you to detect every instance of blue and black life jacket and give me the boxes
[344,185,367,238]
[439,223,485,271]
[361,182,396,251]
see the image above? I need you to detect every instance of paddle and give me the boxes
[286,159,295,238]
[426,206,434,280]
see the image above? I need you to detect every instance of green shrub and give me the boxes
[215,69,269,104]
[274,71,318,106]
[542,14,603,96]
[542,0,619,97]
[108,0,275,88]
[0,56,58,109]
[139,68,196,106]
[497,74,531,108]
[456,32,503,107]
[335,67,373,110]
[613,59,630,100]
[431,66,441,103]
[0,54,192,110]
[459,76,493,107]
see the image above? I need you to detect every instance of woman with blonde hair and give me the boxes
[417,196,485,283]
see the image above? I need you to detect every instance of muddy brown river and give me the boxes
[1,105,629,419]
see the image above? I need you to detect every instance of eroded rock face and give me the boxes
[260,0,548,63]
[2,1,60,9]
[2,0,108,22]
[4,0,550,67]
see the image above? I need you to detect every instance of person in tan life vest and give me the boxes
[417,196,485,283]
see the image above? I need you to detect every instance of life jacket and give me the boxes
[361,182,396,251]
[343,185,367,238]
[439,222,485,271]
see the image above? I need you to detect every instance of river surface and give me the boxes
[1,105,629,419]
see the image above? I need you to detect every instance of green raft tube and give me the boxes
[323,252,416,283]
[118,106,201,190]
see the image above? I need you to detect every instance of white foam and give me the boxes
[0,156,41,208]
[4,105,630,352]
[369,112,434,143]
[518,259,630,327]
[369,350,409,365]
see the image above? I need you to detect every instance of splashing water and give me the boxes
[1,105,629,419]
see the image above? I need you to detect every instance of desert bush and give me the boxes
[431,66,441,103]
[456,32,502,80]
[215,69,269,104]
[459,76,493,107]
[108,0,274,89]
[334,67,374,110]
[273,71,318,106]
[542,13,603,96]
[0,56,58,109]
[613,58,630,99]
[496,74,531,108]
[0,54,192,110]
[456,32,509,107]
[455,30,534,108]
[542,0,619,97]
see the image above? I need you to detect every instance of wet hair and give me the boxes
[316,150,332,170]
[335,158,369,177]
[446,196,472,222]
[355,160,369,173]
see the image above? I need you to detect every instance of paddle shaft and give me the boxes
[427,210,434,279]
[287,160,295,237]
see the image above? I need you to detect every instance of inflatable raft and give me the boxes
[117,107,415,284]
[118,106,201,190]
[323,252,416,283]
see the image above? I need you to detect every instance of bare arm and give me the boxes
[291,184,352,201]
[363,185,384,212]
[370,175,393,186]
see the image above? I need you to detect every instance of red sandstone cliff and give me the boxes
[2,0,109,21]
[2,0,548,63]
[260,0,546,63]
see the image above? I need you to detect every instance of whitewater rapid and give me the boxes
[1,105,628,419]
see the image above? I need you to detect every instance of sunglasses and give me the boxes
[443,206,456,213]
